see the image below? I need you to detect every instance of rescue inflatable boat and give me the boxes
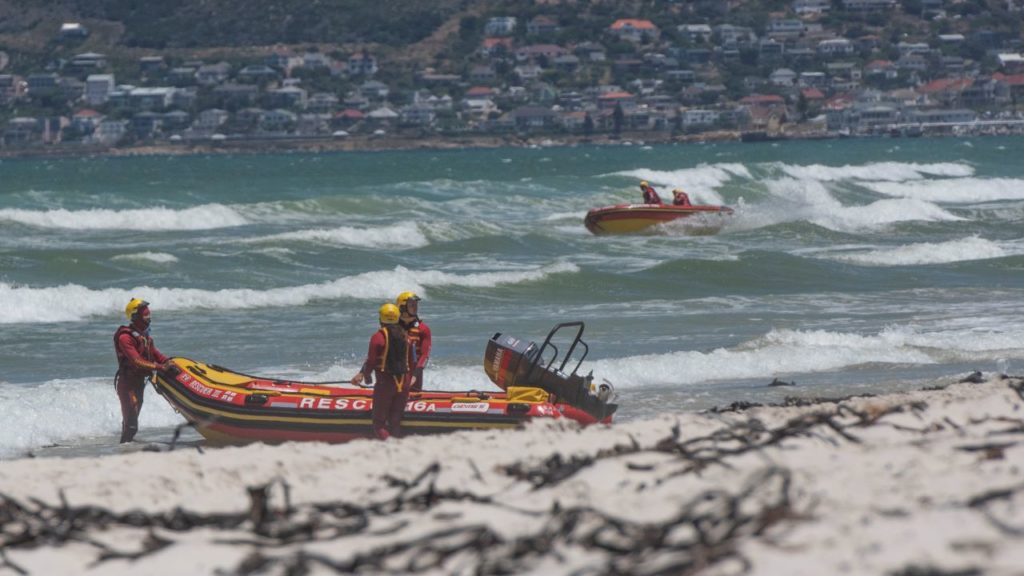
[584,203,734,235]
[151,322,617,445]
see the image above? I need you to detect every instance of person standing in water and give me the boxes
[351,303,415,440]
[113,298,170,443]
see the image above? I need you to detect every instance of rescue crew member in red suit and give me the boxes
[672,189,692,206]
[640,180,663,204]
[396,291,431,392]
[114,298,169,443]
[350,303,416,440]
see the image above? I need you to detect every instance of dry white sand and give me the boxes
[0,374,1022,575]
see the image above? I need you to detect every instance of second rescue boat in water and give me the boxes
[584,203,734,235]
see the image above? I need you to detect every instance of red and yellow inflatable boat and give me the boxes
[152,323,617,445]
[584,203,734,235]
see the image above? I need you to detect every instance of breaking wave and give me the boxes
[239,222,429,249]
[827,237,1010,266]
[0,262,580,324]
[864,177,1024,204]
[590,324,1024,389]
[0,204,249,231]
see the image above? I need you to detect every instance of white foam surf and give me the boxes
[607,163,749,204]
[0,204,249,230]
[828,237,1010,266]
[111,252,180,264]
[0,262,580,324]
[240,222,429,249]
[776,161,973,182]
[864,177,1024,203]
[0,378,184,459]
[746,178,964,231]
[588,324,1024,389]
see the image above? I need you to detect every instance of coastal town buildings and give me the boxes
[3,2,1024,151]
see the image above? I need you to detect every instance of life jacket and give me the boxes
[642,186,662,204]
[114,325,156,373]
[375,325,410,376]
[401,317,424,357]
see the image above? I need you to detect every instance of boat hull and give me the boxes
[152,358,608,445]
[584,203,733,235]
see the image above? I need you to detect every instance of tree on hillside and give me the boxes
[612,102,624,134]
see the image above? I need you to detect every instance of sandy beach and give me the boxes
[0,373,1021,575]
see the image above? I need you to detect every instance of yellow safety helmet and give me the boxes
[396,291,421,310]
[125,298,149,321]
[640,180,649,187]
[379,303,400,325]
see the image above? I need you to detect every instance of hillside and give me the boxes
[0,0,471,50]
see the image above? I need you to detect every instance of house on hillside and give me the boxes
[842,0,896,9]
[794,0,831,15]
[58,23,89,41]
[608,19,660,43]
[347,52,378,76]
[85,74,114,106]
[260,109,298,132]
[527,16,560,36]
[485,17,517,36]
[480,37,514,58]
[196,62,231,86]
[71,109,105,134]
[770,68,798,87]
[515,44,569,63]
[70,53,107,70]
[678,24,712,44]
[90,119,128,144]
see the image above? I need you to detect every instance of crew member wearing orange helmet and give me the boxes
[351,303,415,440]
[396,291,431,392]
[113,298,170,443]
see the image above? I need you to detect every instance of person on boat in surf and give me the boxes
[351,303,416,440]
[113,298,170,444]
[397,291,431,392]
[672,188,692,207]
[639,180,663,204]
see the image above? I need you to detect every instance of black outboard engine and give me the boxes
[483,322,617,420]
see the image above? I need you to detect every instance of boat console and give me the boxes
[484,322,617,419]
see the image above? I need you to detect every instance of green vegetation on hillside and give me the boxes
[58,0,460,47]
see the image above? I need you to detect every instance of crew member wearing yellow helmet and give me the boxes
[396,291,431,392]
[639,180,663,204]
[113,298,170,443]
[351,303,415,440]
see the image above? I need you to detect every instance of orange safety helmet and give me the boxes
[125,298,149,321]
[379,303,401,325]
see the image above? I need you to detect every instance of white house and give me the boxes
[485,17,517,36]
[85,74,115,106]
[682,109,720,128]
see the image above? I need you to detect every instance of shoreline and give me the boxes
[0,129,819,160]
[1,372,1022,574]
[2,127,1015,161]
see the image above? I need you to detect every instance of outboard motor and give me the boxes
[483,322,617,420]
[484,333,538,391]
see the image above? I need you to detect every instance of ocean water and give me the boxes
[2,136,1023,459]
